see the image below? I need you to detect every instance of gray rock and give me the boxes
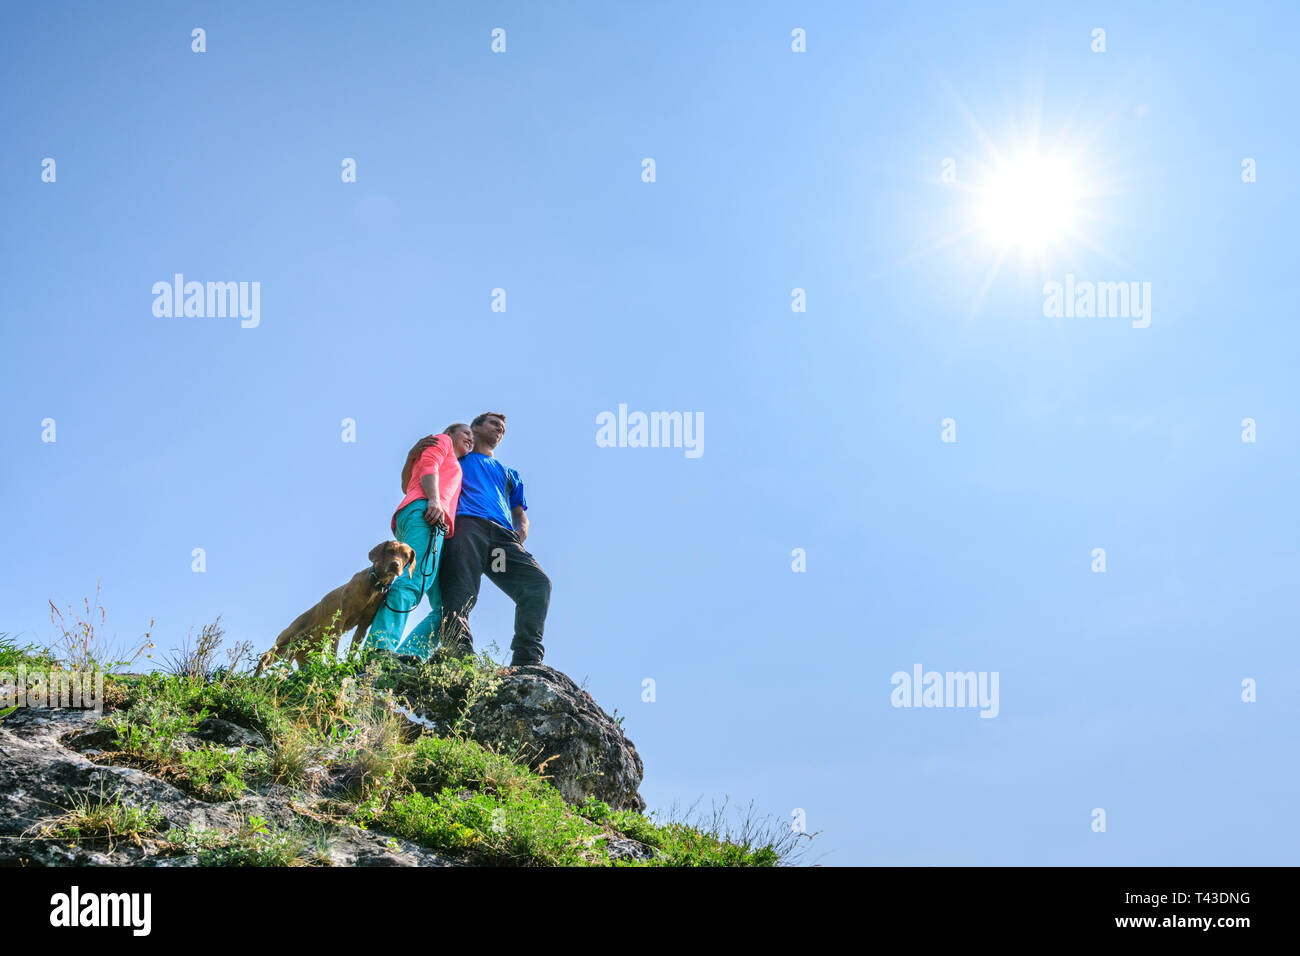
[192,717,268,749]
[0,708,453,867]
[394,663,646,813]
[605,834,657,863]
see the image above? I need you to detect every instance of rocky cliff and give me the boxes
[0,646,787,867]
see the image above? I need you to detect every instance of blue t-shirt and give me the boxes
[456,452,527,531]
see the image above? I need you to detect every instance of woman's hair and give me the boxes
[400,424,469,491]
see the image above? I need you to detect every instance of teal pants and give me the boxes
[365,499,444,659]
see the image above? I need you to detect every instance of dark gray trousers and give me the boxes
[438,515,551,665]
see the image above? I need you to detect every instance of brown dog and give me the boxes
[255,541,418,675]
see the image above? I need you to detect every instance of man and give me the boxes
[439,411,552,666]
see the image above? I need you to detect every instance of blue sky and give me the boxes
[2,1,1297,865]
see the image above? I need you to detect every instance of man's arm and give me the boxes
[507,468,528,542]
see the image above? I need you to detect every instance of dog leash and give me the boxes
[380,514,446,616]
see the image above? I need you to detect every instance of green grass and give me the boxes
[576,797,787,866]
[1,632,59,671]
[36,787,165,850]
[361,735,612,865]
[354,734,794,867]
[369,647,505,735]
[376,788,610,865]
[166,815,330,867]
[93,669,283,799]
[1,632,99,719]
[16,617,808,866]
[32,787,327,865]
[178,745,264,800]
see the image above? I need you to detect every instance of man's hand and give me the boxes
[512,506,529,544]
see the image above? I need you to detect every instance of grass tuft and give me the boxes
[34,786,164,851]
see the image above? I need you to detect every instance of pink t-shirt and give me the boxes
[394,434,463,536]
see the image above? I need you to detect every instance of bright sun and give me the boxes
[978,153,1082,253]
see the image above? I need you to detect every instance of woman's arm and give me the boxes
[421,471,443,528]
[417,437,450,529]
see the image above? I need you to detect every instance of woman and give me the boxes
[364,422,474,659]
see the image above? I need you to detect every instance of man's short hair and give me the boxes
[472,412,507,429]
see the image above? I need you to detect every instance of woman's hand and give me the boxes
[420,474,444,530]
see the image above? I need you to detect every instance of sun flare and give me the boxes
[978,154,1082,253]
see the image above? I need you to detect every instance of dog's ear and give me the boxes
[402,544,417,576]
[368,543,386,566]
